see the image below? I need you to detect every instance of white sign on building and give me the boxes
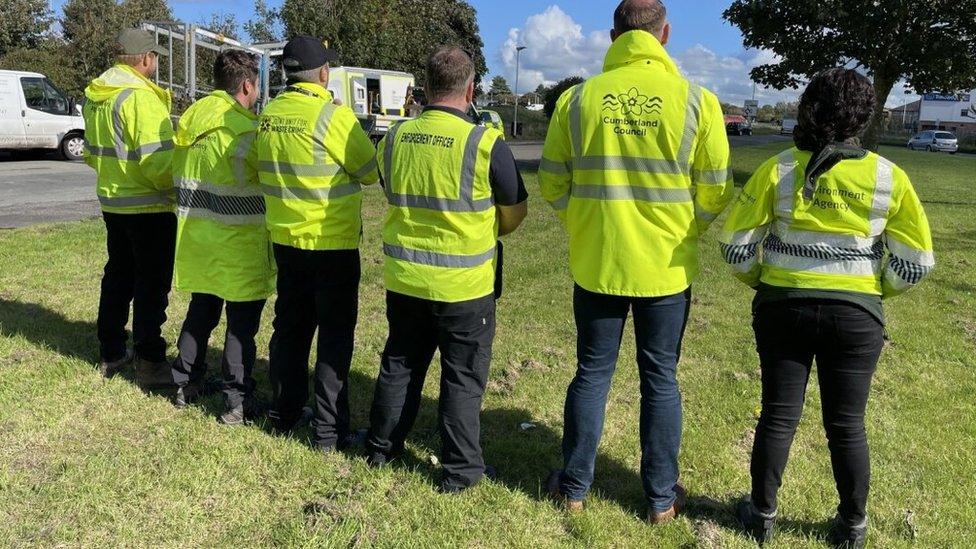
[919,91,976,126]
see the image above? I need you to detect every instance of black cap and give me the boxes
[282,35,339,71]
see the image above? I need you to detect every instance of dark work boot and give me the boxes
[736,497,776,544]
[828,516,867,549]
[100,349,133,378]
[134,357,174,390]
[218,404,246,426]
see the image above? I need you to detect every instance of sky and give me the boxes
[48,0,919,109]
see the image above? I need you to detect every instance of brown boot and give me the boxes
[647,483,687,525]
[546,469,584,512]
[134,357,174,390]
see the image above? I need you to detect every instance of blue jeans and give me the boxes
[559,284,691,511]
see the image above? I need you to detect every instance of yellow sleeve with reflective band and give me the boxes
[326,106,379,185]
[881,167,934,298]
[539,85,576,224]
[691,89,733,232]
[719,154,779,287]
[125,89,174,192]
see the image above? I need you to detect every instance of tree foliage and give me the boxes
[0,0,53,56]
[724,0,976,149]
[489,76,511,95]
[245,0,282,44]
[280,0,488,86]
[543,75,585,119]
[201,12,240,41]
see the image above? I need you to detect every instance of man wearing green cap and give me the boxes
[83,28,176,389]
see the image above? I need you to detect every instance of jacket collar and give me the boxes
[288,82,333,102]
[209,90,257,120]
[423,105,473,123]
[603,30,681,76]
[85,63,172,111]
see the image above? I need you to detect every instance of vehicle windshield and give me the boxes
[935,132,955,139]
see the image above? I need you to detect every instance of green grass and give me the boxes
[1,145,974,547]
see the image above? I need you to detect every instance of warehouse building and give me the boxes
[889,91,976,134]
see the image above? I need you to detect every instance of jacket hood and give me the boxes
[85,64,172,110]
[603,30,681,76]
[174,90,257,147]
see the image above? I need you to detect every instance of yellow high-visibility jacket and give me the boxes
[172,91,275,302]
[539,30,732,297]
[719,148,935,298]
[378,109,501,303]
[255,82,380,250]
[83,63,174,214]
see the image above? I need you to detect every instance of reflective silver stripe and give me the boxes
[773,221,880,249]
[869,157,894,235]
[677,83,702,171]
[85,145,139,161]
[351,157,378,180]
[382,121,403,200]
[568,84,584,157]
[695,206,719,222]
[176,178,261,197]
[111,89,134,161]
[262,183,361,200]
[774,150,797,219]
[258,161,342,177]
[313,101,336,164]
[137,140,173,156]
[386,124,493,213]
[383,243,495,268]
[883,266,912,291]
[886,236,935,266]
[693,167,732,185]
[231,132,256,185]
[764,250,881,276]
[572,184,693,203]
[539,157,571,175]
[177,208,265,225]
[176,186,264,216]
[575,156,682,174]
[548,194,570,211]
[98,193,171,207]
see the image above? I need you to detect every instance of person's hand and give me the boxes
[333,98,343,106]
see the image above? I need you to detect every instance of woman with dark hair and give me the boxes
[719,68,935,547]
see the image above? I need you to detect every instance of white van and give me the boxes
[780,118,798,135]
[326,67,416,139]
[0,70,86,160]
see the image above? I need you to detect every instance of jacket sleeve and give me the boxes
[691,89,733,232]
[881,167,935,298]
[718,155,778,288]
[327,106,379,185]
[128,90,174,192]
[538,86,577,223]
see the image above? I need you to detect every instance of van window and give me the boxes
[20,77,69,115]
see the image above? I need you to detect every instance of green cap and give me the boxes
[116,29,168,56]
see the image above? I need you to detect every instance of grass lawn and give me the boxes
[1,144,974,547]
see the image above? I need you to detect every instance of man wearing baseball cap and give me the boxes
[84,28,177,390]
[255,36,379,452]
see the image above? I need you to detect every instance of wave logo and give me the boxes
[603,88,663,116]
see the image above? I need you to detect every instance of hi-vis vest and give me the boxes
[172,91,275,302]
[255,82,379,250]
[378,109,502,302]
[83,64,175,214]
[539,30,733,297]
[719,148,935,297]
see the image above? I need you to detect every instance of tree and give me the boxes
[201,12,240,41]
[757,104,777,123]
[724,1,976,149]
[534,83,551,98]
[543,75,585,119]
[280,0,488,86]
[245,0,281,43]
[0,0,53,56]
[489,76,511,95]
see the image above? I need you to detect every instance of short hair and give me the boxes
[214,50,259,94]
[794,68,877,152]
[426,46,475,103]
[116,53,149,67]
[285,64,327,84]
[614,0,667,36]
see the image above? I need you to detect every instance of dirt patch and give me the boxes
[487,358,550,395]
[734,427,756,465]
[957,317,976,348]
[693,518,724,548]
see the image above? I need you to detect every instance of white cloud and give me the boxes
[673,45,800,106]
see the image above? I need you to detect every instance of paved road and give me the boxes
[0,153,98,229]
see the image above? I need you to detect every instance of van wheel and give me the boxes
[60,134,85,161]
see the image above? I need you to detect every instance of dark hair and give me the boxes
[214,50,259,95]
[614,0,667,36]
[793,68,876,152]
[426,46,474,102]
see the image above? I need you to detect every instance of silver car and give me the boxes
[907,130,959,154]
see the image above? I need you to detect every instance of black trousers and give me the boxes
[171,293,266,409]
[97,211,176,363]
[751,300,883,528]
[268,244,360,448]
[366,291,496,490]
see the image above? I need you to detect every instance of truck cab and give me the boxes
[327,67,416,141]
[0,70,86,160]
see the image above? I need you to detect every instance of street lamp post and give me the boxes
[513,45,526,138]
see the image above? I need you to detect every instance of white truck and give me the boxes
[780,117,798,135]
[0,70,86,160]
[326,66,416,140]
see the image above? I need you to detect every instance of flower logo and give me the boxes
[602,89,663,116]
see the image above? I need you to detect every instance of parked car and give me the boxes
[907,130,958,154]
[0,69,85,160]
[780,118,798,135]
[724,114,752,136]
[477,109,506,139]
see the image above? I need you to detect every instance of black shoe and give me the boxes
[366,451,388,468]
[438,465,497,494]
[736,497,776,544]
[828,516,867,549]
[134,357,174,389]
[99,349,133,378]
[218,405,246,426]
[173,379,205,409]
[338,428,368,451]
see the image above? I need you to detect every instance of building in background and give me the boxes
[890,91,976,135]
